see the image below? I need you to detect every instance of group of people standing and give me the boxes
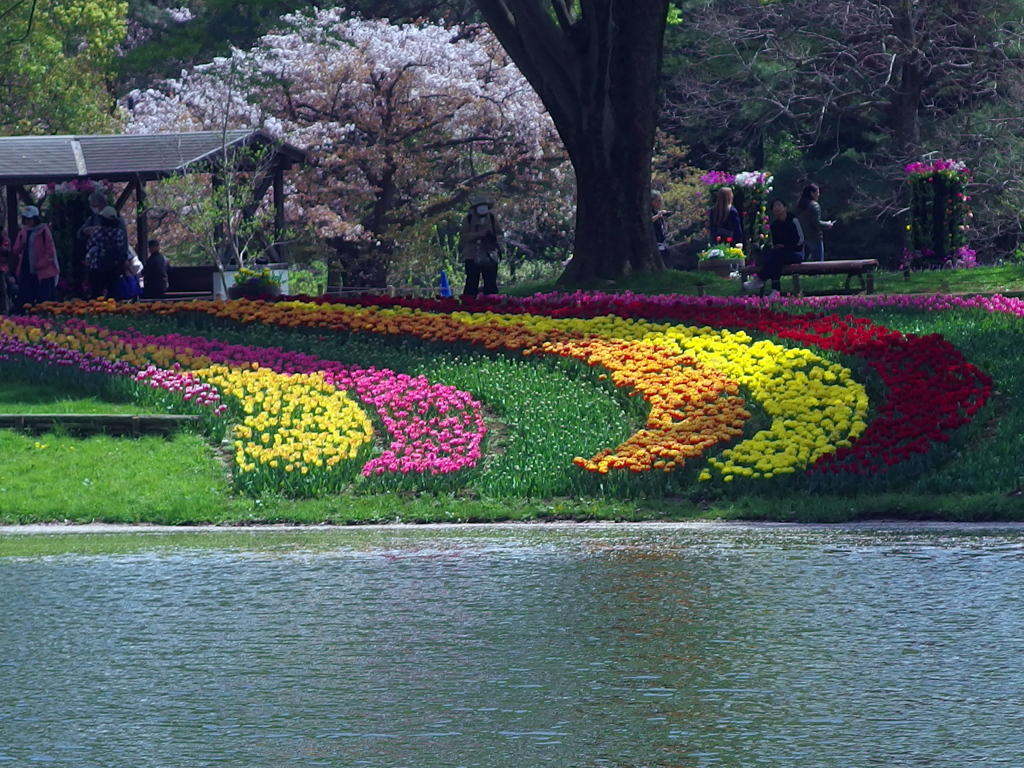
[704,183,834,298]
[1,194,171,313]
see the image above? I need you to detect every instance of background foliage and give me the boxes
[6,0,1024,280]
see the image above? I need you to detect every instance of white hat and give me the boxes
[99,206,118,220]
[21,205,40,219]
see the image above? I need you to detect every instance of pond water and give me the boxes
[2,522,1024,767]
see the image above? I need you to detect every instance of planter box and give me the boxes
[227,283,282,300]
[697,259,743,279]
[214,264,289,300]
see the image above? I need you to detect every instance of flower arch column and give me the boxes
[904,159,972,269]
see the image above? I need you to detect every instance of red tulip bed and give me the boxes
[3,286,1011,516]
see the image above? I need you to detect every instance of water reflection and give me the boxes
[2,523,1023,766]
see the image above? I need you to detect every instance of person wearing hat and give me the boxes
[459,194,503,297]
[86,206,128,299]
[11,206,59,309]
[77,192,113,241]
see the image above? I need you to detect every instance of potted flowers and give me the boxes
[227,267,282,299]
[697,245,746,278]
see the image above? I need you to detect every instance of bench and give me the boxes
[739,259,880,295]
[142,265,217,301]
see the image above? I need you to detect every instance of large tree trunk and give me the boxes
[475,0,670,285]
[887,0,923,155]
[562,152,662,283]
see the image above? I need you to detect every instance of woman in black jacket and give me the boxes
[743,199,803,298]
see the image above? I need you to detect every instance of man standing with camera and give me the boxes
[651,191,670,258]
[460,194,503,297]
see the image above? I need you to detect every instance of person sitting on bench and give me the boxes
[744,198,804,299]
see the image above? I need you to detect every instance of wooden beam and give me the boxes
[115,180,137,212]
[5,186,18,243]
[240,172,275,220]
[136,179,149,260]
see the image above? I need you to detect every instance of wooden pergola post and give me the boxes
[136,180,149,261]
[5,186,17,245]
[273,164,286,261]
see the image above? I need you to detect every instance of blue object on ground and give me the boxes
[439,269,452,297]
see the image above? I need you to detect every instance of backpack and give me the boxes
[467,212,501,266]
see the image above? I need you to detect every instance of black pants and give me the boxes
[757,249,803,290]
[16,273,56,308]
[462,259,498,296]
[89,265,122,300]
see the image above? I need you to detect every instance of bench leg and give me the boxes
[866,273,874,294]
[845,273,867,293]
[791,274,801,296]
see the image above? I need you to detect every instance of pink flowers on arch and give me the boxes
[905,159,971,178]
[699,170,736,186]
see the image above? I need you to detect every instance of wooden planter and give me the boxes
[697,259,743,279]
[228,283,281,300]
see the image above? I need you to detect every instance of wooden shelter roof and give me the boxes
[0,130,307,186]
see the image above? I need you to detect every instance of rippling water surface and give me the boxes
[2,522,1023,767]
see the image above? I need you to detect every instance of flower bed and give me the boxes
[20,290,993,500]
[0,316,486,496]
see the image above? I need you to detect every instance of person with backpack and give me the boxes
[86,206,128,299]
[460,195,503,297]
[11,206,59,308]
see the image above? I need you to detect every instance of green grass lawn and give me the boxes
[0,380,149,415]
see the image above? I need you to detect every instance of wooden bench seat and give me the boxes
[739,259,880,295]
[140,264,217,302]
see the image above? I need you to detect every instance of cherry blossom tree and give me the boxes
[125,10,568,288]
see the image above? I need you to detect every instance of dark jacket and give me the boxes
[142,252,170,297]
[769,213,804,252]
[709,206,743,245]
[86,224,127,271]
[795,200,829,244]
[460,211,502,263]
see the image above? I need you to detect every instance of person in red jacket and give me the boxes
[11,206,60,309]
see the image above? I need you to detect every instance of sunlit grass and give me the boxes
[0,380,148,415]
[508,264,1024,298]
